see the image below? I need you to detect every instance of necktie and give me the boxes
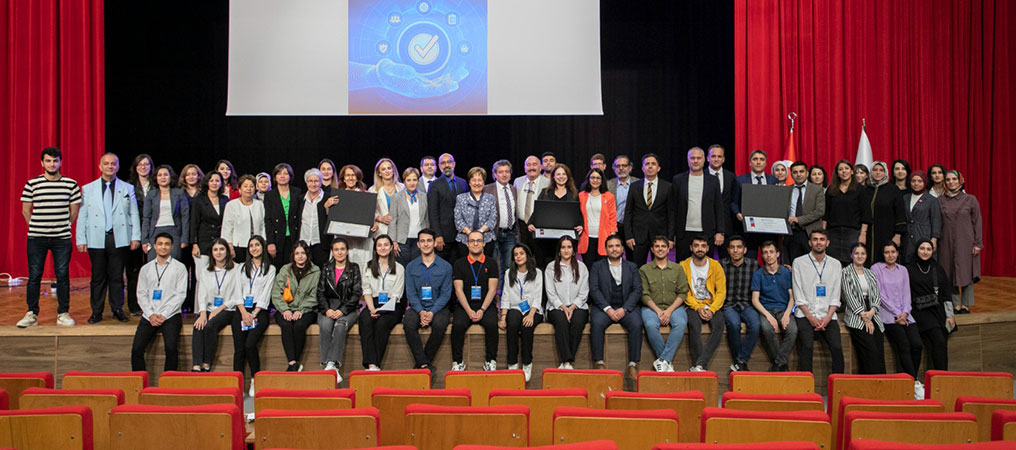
[503,185,514,229]
[713,171,722,192]
[646,181,654,210]
[524,181,533,222]
[448,176,457,195]
[794,185,805,219]
[755,175,763,185]
[103,181,113,232]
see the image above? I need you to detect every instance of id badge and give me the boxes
[244,296,254,308]
[152,289,163,301]
[213,296,224,307]
[241,319,257,332]
[421,286,433,301]
[519,300,531,314]
[815,284,827,298]
[470,285,482,300]
[378,292,389,304]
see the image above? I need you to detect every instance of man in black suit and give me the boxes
[623,154,674,265]
[707,145,737,260]
[672,147,725,261]
[427,153,468,262]
[732,149,780,259]
[264,163,303,270]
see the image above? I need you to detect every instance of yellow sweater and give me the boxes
[679,258,726,311]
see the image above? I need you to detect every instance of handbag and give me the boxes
[282,276,294,303]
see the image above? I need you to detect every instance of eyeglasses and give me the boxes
[467,239,485,244]
[613,163,631,168]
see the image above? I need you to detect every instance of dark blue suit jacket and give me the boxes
[731,173,780,217]
[588,258,642,312]
[426,175,469,241]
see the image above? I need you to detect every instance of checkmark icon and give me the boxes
[414,34,439,59]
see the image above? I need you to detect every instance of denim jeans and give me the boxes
[722,306,761,364]
[640,306,688,362]
[493,229,517,287]
[26,237,73,314]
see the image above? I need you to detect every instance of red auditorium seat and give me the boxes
[991,409,1016,441]
[728,371,815,394]
[553,406,680,448]
[256,407,380,450]
[405,404,530,450]
[605,390,705,442]
[720,392,825,412]
[138,387,243,410]
[62,370,149,404]
[701,407,830,448]
[848,440,1016,450]
[541,369,623,408]
[453,441,619,450]
[0,372,54,409]
[637,370,719,407]
[109,403,244,450]
[652,443,819,450]
[836,396,945,449]
[842,411,977,449]
[372,387,472,446]
[445,370,525,405]
[252,370,337,394]
[955,396,1016,442]
[488,388,588,446]
[924,371,1014,415]
[20,387,124,450]
[254,388,355,413]
[157,370,244,390]
[0,405,93,450]
[347,369,432,408]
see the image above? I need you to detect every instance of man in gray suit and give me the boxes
[607,155,639,260]
[484,159,518,280]
[785,161,826,262]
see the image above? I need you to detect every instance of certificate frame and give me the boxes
[740,184,792,235]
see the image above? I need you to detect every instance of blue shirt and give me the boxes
[751,266,793,311]
[405,255,454,312]
[615,179,633,223]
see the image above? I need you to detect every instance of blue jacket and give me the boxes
[588,258,642,312]
[76,177,141,248]
[405,255,454,312]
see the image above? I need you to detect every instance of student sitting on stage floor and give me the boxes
[131,232,187,371]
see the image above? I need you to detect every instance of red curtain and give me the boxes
[2,0,105,278]
[735,0,1014,277]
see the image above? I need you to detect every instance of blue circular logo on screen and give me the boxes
[397,22,450,76]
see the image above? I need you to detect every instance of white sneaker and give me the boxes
[914,381,925,400]
[324,361,336,371]
[248,380,255,397]
[16,311,38,328]
[522,364,532,382]
[56,313,75,326]
[508,363,520,370]
[367,365,381,371]
[688,365,705,372]
[484,360,497,371]
[653,359,667,372]
[297,364,304,372]
[334,367,343,385]
[558,363,567,369]
[563,362,574,370]
[246,412,255,422]
[451,361,466,372]
[666,362,675,372]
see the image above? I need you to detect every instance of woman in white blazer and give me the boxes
[221,175,266,263]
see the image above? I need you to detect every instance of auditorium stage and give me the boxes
[1,277,1014,391]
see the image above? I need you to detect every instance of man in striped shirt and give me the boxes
[18,147,82,327]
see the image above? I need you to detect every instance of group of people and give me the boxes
[18,146,983,397]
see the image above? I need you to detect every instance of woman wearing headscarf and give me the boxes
[907,239,954,370]
[771,160,791,185]
[937,170,982,314]
[864,161,905,265]
[902,170,941,264]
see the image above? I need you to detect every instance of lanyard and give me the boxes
[380,267,388,291]
[469,261,482,286]
[214,269,226,295]
[248,263,260,295]
[155,261,169,287]
[808,255,827,284]
[421,262,432,286]
[518,273,527,299]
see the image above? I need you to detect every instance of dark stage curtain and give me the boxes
[735,0,1014,276]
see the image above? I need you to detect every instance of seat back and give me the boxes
[445,370,525,406]
[605,391,705,443]
[348,369,431,408]
[138,387,243,411]
[62,371,149,404]
[488,388,588,447]
[20,388,123,450]
[957,397,1016,442]
[157,371,244,390]
[453,441,620,450]
[109,404,243,450]
[637,371,719,407]
[836,397,945,450]
[652,443,820,450]
[729,371,815,395]
[0,372,54,409]
[0,389,7,410]
[406,404,529,450]
[701,407,831,448]
[542,369,622,409]
[827,373,914,429]
[925,371,1015,418]
[844,411,977,449]
[847,440,1016,450]
[253,388,354,414]
[254,407,378,450]
[721,392,825,412]
[992,409,1016,441]
[252,370,336,394]
[553,406,680,449]
[0,405,93,450]
[372,388,472,446]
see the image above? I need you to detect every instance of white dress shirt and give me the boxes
[299,190,324,245]
[362,262,406,303]
[501,268,544,313]
[232,262,276,310]
[495,181,515,229]
[196,266,241,313]
[544,261,589,311]
[136,257,188,321]
[792,253,842,320]
[709,168,725,192]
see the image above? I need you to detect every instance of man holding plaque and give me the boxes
[785,161,826,263]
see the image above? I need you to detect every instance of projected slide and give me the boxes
[227,0,601,116]
[348,0,487,114]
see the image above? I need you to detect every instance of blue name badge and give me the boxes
[816,284,827,298]
[421,286,433,301]
[470,285,482,300]
[241,319,257,332]
[519,300,531,315]
[244,296,254,308]
[378,292,389,304]
[213,296,224,307]
[152,289,163,301]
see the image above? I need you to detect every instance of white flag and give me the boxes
[855,127,873,170]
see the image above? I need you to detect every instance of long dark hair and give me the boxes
[215,159,238,190]
[553,236,580,283]
[155,164,178,189]
[206,238,235,271]
[892,159,912,190]
[542,164,578,199]
[368,234,398,278]
[808,164,828,188]
[508,244,538,286]
[200,172,224,197]
[829,160,858,196]
[243,235,271,278]
[290,241,313,280]
[580,168,608,193]
[129,154,155,189]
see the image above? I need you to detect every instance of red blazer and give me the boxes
[578,191,617,256]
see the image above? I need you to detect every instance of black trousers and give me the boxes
[232,246,249,264]
[505,310,543,365]
[131,314,182,371]
[451,303,499,363]
[784,227,811,265]
[589,307,643,363]
[848,326,886,374]
[182,244,197,312]
[124,247,145,314]
[88,231,127,315]
[615,222,630,261]
[795,317,845,373]
[230,309,270,376]
[582,238,604,266]
[359,306,404,368]
[309,243,328,268]
[275,311,317,363]
[920,325,949,371]
[192,310,234,366]
[686,309,726,369]
[884,322,923,378]
[272,235,297,271]
[547,308,589,363]
[403,308,451,367]
[631,242,652,267]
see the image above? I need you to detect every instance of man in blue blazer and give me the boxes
[76,153,141,323]
[588,233,643,380]
[731,149,780,259]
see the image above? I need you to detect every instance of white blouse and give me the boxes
[195,266,240,312]
[585,194,601,236]
[500,268,544,313]
[544,261,589,311]
[231,262,276,310]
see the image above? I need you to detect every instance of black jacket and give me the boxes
[317,261,363,317]
[427,175,469,241]
[623,178,675,245]
[671,171,725,240]
[189,193,228,253]
[264,186,304,246]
